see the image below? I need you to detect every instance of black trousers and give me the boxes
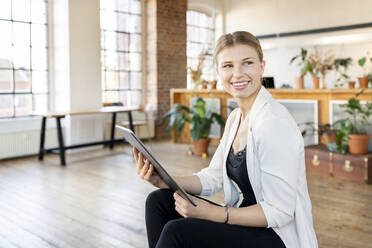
[145,189,286,248]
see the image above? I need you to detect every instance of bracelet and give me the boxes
[224,206,230,224]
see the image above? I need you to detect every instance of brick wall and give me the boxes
[146,0,187,139]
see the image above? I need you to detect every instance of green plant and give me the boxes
[327,89,372,153]
[358,52,372,77]
[300,122,336,137]
[333,57,352,87]
[289,48,309,76]
[161,98,225,142]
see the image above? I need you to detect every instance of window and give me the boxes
[186,10,215,88]
[100,0,142,107]
[0,0,49,118]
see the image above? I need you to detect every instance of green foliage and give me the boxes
[161,98,225,142]
[327,119,353,154]
[289,48,310,76]
[333,57,352,87]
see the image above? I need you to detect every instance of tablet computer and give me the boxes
[116,125,197,206]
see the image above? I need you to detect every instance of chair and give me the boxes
[121,103,153,140]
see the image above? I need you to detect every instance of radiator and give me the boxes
[0,129,59,160]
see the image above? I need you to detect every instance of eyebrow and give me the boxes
[221,57,256,64]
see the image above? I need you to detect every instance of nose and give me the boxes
[232,64,244,80]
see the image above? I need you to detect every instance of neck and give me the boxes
[236,86,261,120]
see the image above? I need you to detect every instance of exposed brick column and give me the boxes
[146,0,187,139]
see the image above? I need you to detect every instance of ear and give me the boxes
[260,60,266,75]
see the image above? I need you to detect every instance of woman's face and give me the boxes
[216,44,265,99]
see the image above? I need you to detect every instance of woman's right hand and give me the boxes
[133,146,169,189]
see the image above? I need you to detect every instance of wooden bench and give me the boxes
[32,106,140,166]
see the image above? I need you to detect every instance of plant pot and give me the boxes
[201,84,207,89]
[348,81,356,89]
[348,133,371,155]
[358,77,369,88]
[311,75,319,89]
[192,138,210,156]
[293,76,304,89]
[320,133,337,145]
[209,81,217,90]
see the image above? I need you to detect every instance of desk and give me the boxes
[32,106,140,166]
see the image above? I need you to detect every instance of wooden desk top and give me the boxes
[32,106,140,118]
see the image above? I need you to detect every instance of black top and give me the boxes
[226,144,257,207]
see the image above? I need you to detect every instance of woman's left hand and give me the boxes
[173,192,221,221]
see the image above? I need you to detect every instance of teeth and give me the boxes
[232,81,249,86]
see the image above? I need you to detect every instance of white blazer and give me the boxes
[194,86,318,248]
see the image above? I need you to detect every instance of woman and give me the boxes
[133,31,318,248]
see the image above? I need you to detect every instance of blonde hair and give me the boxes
[213,31,263,65]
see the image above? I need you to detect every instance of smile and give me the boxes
[230,80,250,90]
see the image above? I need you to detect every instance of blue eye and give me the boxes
[243,61,253,65]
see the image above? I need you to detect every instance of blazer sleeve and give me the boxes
[193,109,237,196]
[255,114,302,228]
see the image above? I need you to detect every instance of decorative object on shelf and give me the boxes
[300,122,337,145]
[348,81,356,89]
[333,57,353,88]
[308,47,334,89]
[289,48,310,89]
[209,80,217,89]
[162,97,225,156]
[188,50,208,87]
[328,89,372,155]
[357,53,372,88]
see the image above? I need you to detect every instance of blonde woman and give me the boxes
[133,31,318,248]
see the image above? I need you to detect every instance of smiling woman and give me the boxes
[134,31,318,248]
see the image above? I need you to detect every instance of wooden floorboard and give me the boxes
[0,140,371,248]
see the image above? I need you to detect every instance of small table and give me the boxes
[32,106,140,166]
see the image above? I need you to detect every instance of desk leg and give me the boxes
[128,111,134,132]
[56,117,66,166]
[109,112,117,150]
[38,117,46,160]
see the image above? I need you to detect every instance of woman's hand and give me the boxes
[133,147,169,189]
[173,192,224,222]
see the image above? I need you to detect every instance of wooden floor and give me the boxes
[0,140,371,248]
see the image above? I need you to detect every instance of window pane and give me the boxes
[118,52,129,70]
[117,0,130,12]
[31,48,48,70]
[31,24,47,48]
[0,69,13,92]
[0,21,12,50]
[15,69,31,92]
[13,22,30,47]
[0,0,11,19]
[119,71,129,89]
[130,0,141,14]
[129,53,141,71]
[13,0,31,22]
[130,72,141,89]
[0,94,13,117]
[130,90,141,106]
[100,0,115,11]
[15,94,32,116]
[32,71,48,93]
[31,0,47,24]
[105,71,119,89]
[119,90,130,106]
[117,13,129,32]
[129,34,141,52]
[103,31,116,50]
[33,94,48,112]
[118,32,129,51]
[13,46,30,69]
[103,51,118,70]
[129,15,141,33]
[103,91,119,103]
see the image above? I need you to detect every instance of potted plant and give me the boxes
[357,53,371,88]
[161,97,225,156]
[308,47,334,89]
[328,89,372,154]
[289,48,309,89]
[306,59,320,89]
[209,80,217,90]
[300,122,337,145]
[333,57,353,88]
[188,50,209,88]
